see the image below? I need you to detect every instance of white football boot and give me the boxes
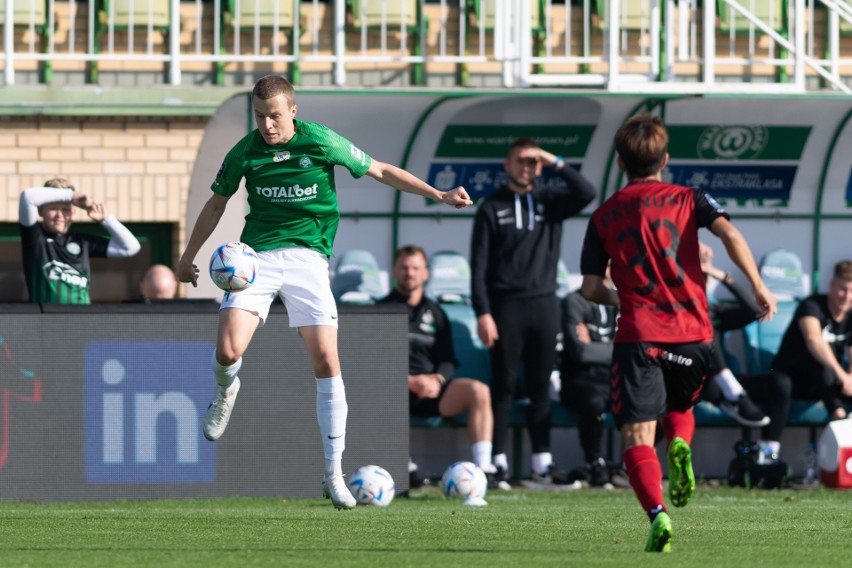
[322,474,356,510]
[203,378,240,441]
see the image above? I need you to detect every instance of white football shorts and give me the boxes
[219,246,338,328]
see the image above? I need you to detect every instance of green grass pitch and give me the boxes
[2,485,852,567]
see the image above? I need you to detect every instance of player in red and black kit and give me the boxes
[580,114,776,552]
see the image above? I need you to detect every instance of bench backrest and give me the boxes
[425,250,471,304]
[442,303,491,382]
[742,300,797,372]
[759,247,806,301]
[331,249,387,304]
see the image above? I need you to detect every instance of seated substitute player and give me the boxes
[379,245,510,491]
[559,265,618,488]
[175,75,472,510]
[19,177,141,304]
[773,260,852,421]
[580,114,776,552]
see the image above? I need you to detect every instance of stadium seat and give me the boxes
[717,0,787,35]
[90,0,171,83]
[758,248,807,300]
[331,249,388,305]
[346,0,428,85]
[457,0,546,85]
[0,0,53,82]
[556,258,584,299]
[425,250,471,304]
[442,303,491,383]
[215,0,303,85]
[741,300,797,373]
[594,0,654,32]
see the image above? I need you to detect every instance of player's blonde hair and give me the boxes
[43,177,75,191]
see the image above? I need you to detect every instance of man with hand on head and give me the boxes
[471,137,596,486]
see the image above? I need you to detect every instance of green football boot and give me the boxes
[644,511,673,553]
[667,437,695,508]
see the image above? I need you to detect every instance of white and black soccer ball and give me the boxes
[347,465,396,507]
[209,242,260,292]
[441,461,488,500]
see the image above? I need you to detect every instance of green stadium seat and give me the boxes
[425,250,471,304]
[331,249,388,305]
[457,0,547,85]
[556,258,575,299]
[741,300,796,373]
[0,0,53,82]
[215,0,303,85]
[758,248,806,301]
[594,0,653,31]
[90,0,172,83]
[0,0,47,25]
[442,302,491,382]
[717,0,787,34]
[346,0,428,85]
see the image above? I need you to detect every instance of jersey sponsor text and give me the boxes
[255,183,319,202]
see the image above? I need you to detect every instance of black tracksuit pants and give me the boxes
[489,294,559,457]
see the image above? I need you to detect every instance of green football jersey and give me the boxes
[211,119,372,255]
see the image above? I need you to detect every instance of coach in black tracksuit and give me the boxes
[470,137,596,484]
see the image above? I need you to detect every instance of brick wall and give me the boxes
[0,114,207,251]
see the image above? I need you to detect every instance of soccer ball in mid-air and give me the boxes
[347,465,396,506]
[441,461,488,505]
[209,242,259,292]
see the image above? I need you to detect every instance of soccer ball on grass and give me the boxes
[347,465,395,506]
[209,242,259,292]
[441,461,488,506]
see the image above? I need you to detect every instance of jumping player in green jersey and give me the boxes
[175,75,472,510]
[19,177,141,304]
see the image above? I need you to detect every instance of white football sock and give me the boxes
[761,440,781,455]
[316,374,347,477]
[472,441,493,470]
[532,452,553,475]
[212,355,241,390]
[493,453,509,471]
[713,368,744,401]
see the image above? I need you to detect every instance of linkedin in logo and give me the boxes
[84,341,216,484]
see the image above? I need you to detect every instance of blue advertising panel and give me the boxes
[428,162,583,202]
[665,164,798,201]
[84,341,216,484]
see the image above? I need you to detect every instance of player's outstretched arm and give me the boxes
[176,193,229,287]
[366,159,472,209]
[710,216,777,321]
